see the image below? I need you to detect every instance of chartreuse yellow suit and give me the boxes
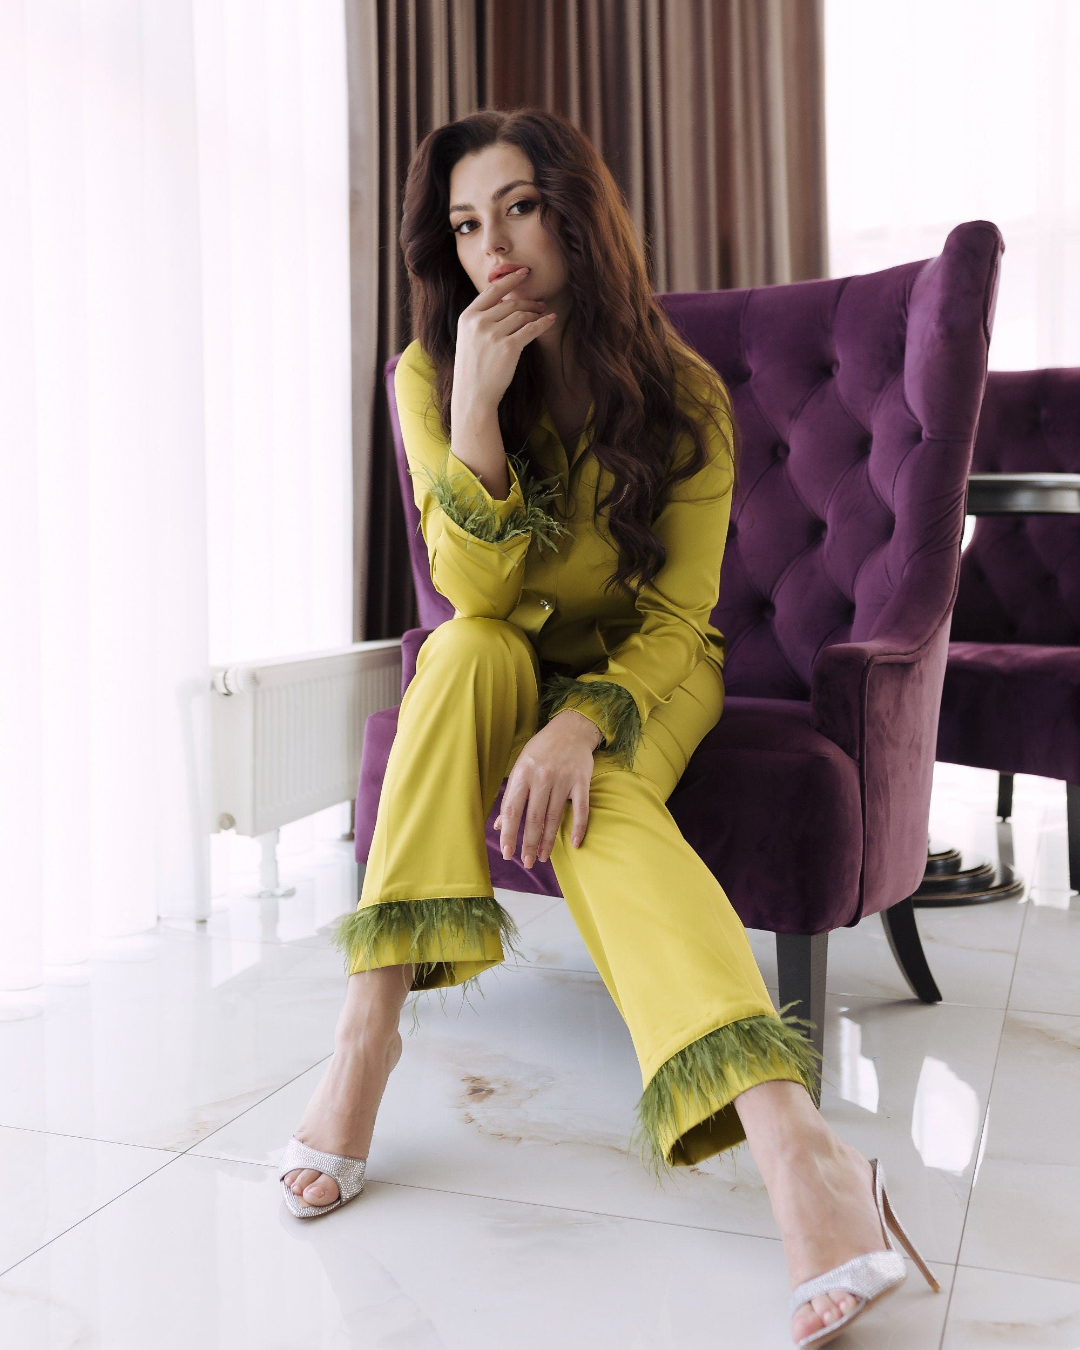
[336,339,817,1172]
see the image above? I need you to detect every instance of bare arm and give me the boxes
[449,401,512,499]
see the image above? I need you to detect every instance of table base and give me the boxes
[910,844,1024,908]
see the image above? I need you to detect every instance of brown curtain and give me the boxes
[485,0,827,290]
[355,1,488,641]
[354,0,826,640]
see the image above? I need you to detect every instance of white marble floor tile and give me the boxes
[943,1266,1080,1349]
[959,1010,1080,1283]
[0,933,347,1151]
[974,1010,1080,1168]
[0,1151,953,1350]
[1008,897,1080,1016]
[961,1160,1080,1284]
[0,1126,173,1276]
[193,957,1001,1266]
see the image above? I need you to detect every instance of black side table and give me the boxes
[913,472,1080,908]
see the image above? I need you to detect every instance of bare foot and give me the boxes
[772,1134,886,1344]
[283,1026,403,1207]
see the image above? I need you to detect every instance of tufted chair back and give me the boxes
[951,368,1080,645]
[660,228,999,699]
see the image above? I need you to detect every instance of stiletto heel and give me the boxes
[881,1185,941,1292]
[789,1158,939,1348]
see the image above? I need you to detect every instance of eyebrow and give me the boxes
[448,179,536,215]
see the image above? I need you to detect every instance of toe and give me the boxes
[833,1291,858,1317]
[288,1168,317,1195]
[792,1292,855,1344]
[791,1298,825,1343]
[302,1173,340,1206]
[815,1292,846,1325]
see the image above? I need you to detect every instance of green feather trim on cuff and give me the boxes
[540,674,643,768]
[330,895,521,984]
[635,1007,823,1174]
[412,453,567,552]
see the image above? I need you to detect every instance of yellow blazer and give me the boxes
[394,338,735,762]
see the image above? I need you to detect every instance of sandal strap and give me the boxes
[279,1137,366,1201]
[790,1249,906,1315]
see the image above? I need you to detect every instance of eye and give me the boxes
[451,198,538,236]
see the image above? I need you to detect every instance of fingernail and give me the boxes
[517,266,528,273]
[494,817,501,829]
[502,847,511,859]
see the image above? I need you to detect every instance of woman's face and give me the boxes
[448,143,569,306]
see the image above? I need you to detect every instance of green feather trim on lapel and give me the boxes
[540,674,643,768]
[634,1006,823,1174]
[412,452,567,552]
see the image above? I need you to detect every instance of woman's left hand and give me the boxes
[495,710,601,868]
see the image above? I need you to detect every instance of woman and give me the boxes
[279,110,937,1347]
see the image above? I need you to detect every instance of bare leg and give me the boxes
[734,1080,886,1345]
[284,963,415,1207]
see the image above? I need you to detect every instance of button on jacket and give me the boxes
[394,338,736,757]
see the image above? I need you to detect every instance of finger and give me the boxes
[513,312,558,345]
[569,781,590,849]
[494,307,551,336]
[536,790,569,865]
[474,267,531,311]
[521,784,551,869]
[499,780,528,860]
[492,297,547,319]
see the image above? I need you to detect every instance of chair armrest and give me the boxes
[810,623,950,915]
[811,636,927,759]
[401,626,435,695]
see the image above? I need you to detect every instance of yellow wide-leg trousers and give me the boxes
[338,617,818,1169]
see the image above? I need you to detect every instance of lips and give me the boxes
[488,263,524,283]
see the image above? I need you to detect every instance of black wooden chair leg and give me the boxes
[776,932,828,1104]
[1067,784,1080,892]
[997,772,1014,821]
[881,897,942,1003]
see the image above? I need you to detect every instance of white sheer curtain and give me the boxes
[0,0,354,991]
[826,0,1080,370]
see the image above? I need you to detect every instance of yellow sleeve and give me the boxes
[394,340,562,620]
[542,363,734,763]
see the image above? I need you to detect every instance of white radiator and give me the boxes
[210,639,401,843]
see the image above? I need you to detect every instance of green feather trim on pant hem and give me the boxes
[634,1007,822,1176]
[540,674,642,768]
[330,895,522,986]
[411,454,567,552]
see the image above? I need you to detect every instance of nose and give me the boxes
[482,216,512,257]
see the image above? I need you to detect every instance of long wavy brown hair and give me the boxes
[400,108,734,592]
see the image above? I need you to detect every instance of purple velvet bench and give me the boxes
[356,221,1004,1064]
[937,367,1080,893]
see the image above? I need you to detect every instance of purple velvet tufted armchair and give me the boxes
[939,367,1080,881]
[356,220,1004,1064]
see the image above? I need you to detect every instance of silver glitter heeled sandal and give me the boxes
[279,1137,367,1219]
[790,1158,940,1348]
